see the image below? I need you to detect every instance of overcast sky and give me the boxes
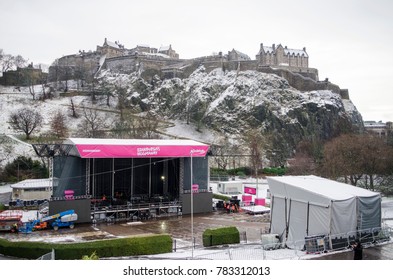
[1,0,392,122]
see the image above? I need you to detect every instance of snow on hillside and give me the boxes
[0,82,215,167]
[0,67,364,168]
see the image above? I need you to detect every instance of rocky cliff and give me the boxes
[98,66,364,159]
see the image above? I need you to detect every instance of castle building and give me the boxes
[256,43,309,68]
[228,49,251,61]
[364,121,393,138]
[0,63,48,86]
[96,38,126,58]
[158,45,179,59]
[131,44,158,55]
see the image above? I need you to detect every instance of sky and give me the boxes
[0,0,392,122]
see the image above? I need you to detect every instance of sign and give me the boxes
[244,186,256,195]
[192,184,199,194]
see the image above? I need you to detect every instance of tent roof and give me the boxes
[65,138,209,158]
[11,178,58,189]
[267,175,379,201]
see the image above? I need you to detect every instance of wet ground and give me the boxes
[94,211,270,246]
[1,209,393,260]
[0,210,270,248]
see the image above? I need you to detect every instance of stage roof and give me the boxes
[65,138,210,158]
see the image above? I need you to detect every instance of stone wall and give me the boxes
[0,67,48,86]
[48,52,101,82]
[258,66,349,98]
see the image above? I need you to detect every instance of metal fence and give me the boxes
[37,249,55,260]
[171,226,392,260]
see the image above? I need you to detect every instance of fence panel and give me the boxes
[37,249,55,260]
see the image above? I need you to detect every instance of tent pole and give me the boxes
[328,201,333,250]
[149,158,151,198]
[92,158,95,197]
[269,195,274,234]
[306,202,310,236]
[286,199,292,241]
[112,158,115,199]
[130,158,133,199]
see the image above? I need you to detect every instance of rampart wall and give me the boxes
[258,66,349,99]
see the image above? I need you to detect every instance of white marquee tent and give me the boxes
[267,175,381,248]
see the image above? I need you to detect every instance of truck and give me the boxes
[19,209,78,233]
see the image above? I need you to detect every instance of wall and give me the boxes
[258,66,349,98]
[0,67,47,86]
[180,192,213,214]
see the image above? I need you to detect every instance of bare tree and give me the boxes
[50,110,69,139]
[211,138,233,170]
[287,139,321,175]
[0,50,27,72]
[9,108,43,140]
[0,52,14,72]
[112,110,159,139]
[116,85,128,121]
[137,112,160,139]
[70,98,78,118]
[13,55,27,69]
[321,134,393,190]
[321,134,363,185]
[80,106,106,138]
[243,129,269,176]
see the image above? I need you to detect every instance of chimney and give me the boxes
[272,44,275,50]
[303,47,306,51]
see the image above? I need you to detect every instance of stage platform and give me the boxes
[241,205,270,215]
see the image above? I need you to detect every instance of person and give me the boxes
[352,239,363,260]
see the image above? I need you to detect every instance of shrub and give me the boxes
[0,234,172,260]
[262,167,287,176]
[202,226,240,247]
[81,251,99,260]
[213,193,231,201]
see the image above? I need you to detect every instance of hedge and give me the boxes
[0,234,172,260]
[202,226,240,247]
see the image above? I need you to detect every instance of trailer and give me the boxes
[19,209,78,233]
[0,210,23,233]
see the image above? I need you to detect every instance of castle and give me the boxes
[0,63,48,86]
[47,38,348,98]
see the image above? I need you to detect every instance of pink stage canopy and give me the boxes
[65,138,210,158]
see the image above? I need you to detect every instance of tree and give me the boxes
[9,108,43,140]
[358,135,393,191]
[211,137,234,170]
[50,110,69,139]
[321,134,364,185]
[320,134,393,190]
[1,156,48,182]
[79,107,107,138]
[70,98,78,118]
[0,49,27,72]
[0,137,14,168]
[243,129,269,176]
[111,110,159,139]
[287,138,324,175]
